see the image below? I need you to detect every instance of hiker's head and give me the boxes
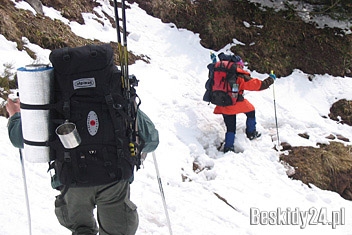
[236,60,244,68]
[234,56,244,68]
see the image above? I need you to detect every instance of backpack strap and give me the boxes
[20,103,52,110]
[20,102,57,148]
[55,151,73,199]
[214,60,235,74]
[102,147,117,179]
[104,93,130,145]
[62,91,71,119]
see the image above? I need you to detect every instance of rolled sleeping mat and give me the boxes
[17,64,54,163]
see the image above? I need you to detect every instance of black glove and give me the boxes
[259,77,274,90]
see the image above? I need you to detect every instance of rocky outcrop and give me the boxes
[25,0,44,15]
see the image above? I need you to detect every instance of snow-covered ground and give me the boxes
[1,1,352,234]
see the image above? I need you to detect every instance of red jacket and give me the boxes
[213,68,266,115]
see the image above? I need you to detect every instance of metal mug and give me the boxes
[55,122,81,149]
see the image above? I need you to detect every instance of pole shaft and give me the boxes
[121,0,129,87]
[152,152,173,235]
[273,83,280,148]
[113,0,121,44]
[19,149,32,235]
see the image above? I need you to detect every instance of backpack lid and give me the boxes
[218,52,242,63]
[49,44,114,75]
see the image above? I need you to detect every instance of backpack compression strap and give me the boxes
[20,102,59,147]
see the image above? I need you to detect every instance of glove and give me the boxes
[210,52,217,63]
[269,70,277,80]
[259,77,274,90]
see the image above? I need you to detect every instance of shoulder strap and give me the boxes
[214,61,234,73]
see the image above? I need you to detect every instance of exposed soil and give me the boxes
[280,142,352,200]
[0,0,143,65]
[329,99,352,126]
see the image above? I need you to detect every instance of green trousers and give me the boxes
[55,180,138,235]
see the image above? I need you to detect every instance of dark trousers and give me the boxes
[55,180,138,235]
[222,110,256,133]
[222,110,256,148]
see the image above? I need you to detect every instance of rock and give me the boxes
[325,134,335,140]
[336,134,350,142]
[25,0,44,15]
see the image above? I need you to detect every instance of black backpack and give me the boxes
[48,44,140,188]
[203,53,239,106]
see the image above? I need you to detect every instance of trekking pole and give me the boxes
[152,152,173,235]
[113,0,138,156]
[19,149,32,235]
[121,0,129,83]
[113,0,129,89]
[271,70,280,150]
[113,0,123,70]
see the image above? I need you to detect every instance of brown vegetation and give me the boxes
[130,0,352,77]
[280,142,352,200]
[329,99,352,126]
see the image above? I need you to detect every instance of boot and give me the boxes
[224,146,235,153]
[246,117,261,140]
[246,117,256,134]
[246,131,261,140]
[224,132,235,153]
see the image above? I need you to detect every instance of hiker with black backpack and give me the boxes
[6,95,158,235]
[5,2,160,234]
[6,45,159,235]
[7,98,139,235]
[204,52,276,153]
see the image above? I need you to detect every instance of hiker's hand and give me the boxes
[265,77,274,86]
[6,98,20,117]
[259,77,274,90]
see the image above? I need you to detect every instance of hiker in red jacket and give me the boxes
[214,55,276,153]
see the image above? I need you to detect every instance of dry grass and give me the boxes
[280,142,352,200]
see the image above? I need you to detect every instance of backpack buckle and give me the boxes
[64,152,71,162]
[63,101,70,118]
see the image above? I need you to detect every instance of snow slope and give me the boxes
[0,1,352,234]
